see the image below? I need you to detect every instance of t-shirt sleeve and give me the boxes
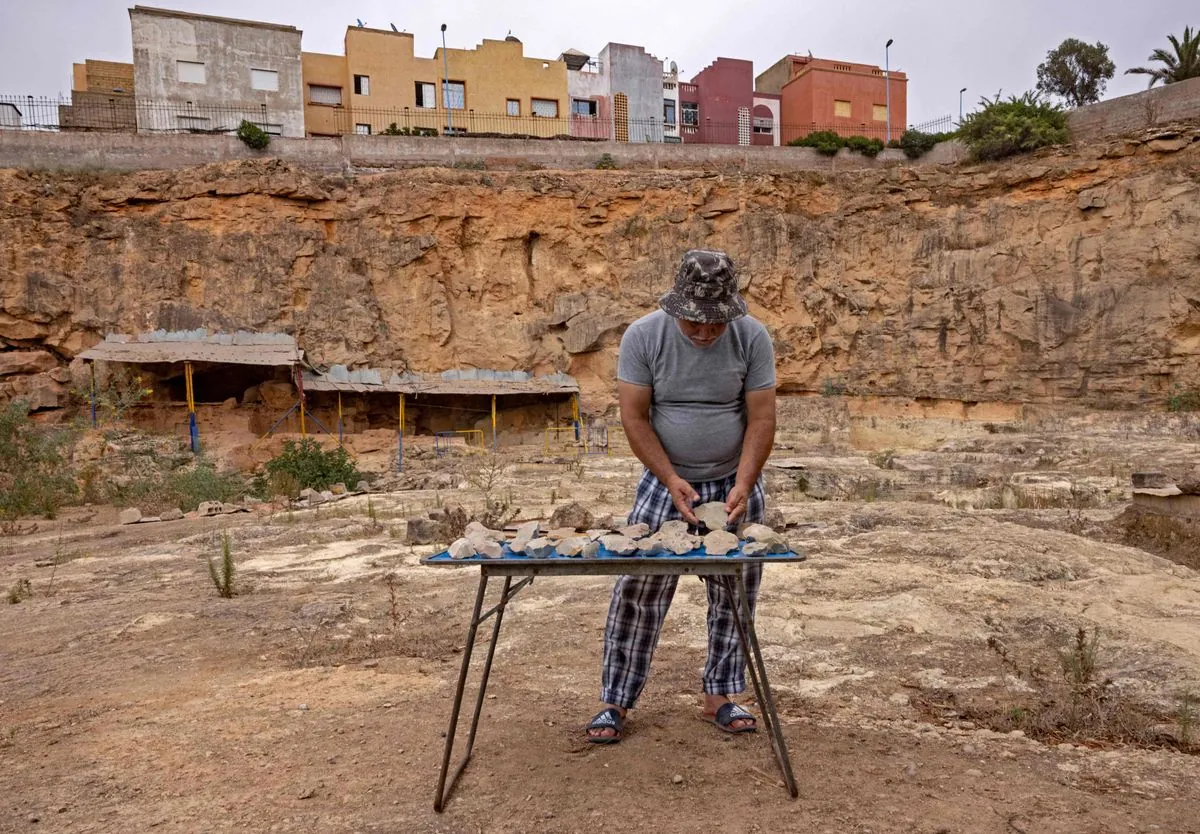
[744,323,777,391]
[617,323,653,387]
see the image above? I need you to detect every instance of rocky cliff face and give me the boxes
[1,128,1198,413]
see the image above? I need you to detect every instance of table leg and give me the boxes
[725,572,799,798]
[434,571,517,812]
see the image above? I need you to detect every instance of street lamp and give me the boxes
[441,23,452,133]
[959,87,967,126]
[885,38,894,143]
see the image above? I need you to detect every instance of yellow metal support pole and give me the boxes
[491,394,497,451]
[398,393,405,471]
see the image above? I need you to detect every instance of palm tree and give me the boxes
[1125,26,1200,87]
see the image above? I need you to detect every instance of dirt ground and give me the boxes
[3,412,1200,834]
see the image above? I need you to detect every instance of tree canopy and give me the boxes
[1035,38,1116,108]
[1126,26,1200,87]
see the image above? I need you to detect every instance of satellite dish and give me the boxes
[390,23,398,32]
[670,60,678,74]
[356,18,365,27]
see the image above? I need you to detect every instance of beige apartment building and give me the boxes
[302,28,569,137]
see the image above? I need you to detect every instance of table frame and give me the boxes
[424,556,801,811]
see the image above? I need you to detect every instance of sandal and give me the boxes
[703,701,757,734]
[585,707,624,744]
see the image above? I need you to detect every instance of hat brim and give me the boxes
[659,290,747,324]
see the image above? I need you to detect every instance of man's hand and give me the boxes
[725,482,751,525]
[667,475,700,525]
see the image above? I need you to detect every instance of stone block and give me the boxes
[118,507,142,525]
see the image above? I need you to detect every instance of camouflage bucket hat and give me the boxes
[658,249,747,324]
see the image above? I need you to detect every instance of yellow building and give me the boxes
[60,59,137,131]
[302,29,568,137]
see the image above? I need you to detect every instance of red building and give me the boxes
[757,54,908,143]
[685,57,755,145]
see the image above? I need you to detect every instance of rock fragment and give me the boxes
[548,502,593,531]
[523,537,556,558]
[448,538,476,559]
[556,536,593,557]
[694,502,730,532]
[510,521,541,553]
[118,508,142,525]
[599,534,638,555]
[620,523,650,539]
[702,530,739,556]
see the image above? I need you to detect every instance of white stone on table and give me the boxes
[584,528,612,541]
[510,521,541,553]
[600,534,638,555]
[465,521,505,539]
[466,532,503,559]
[658,519,690,537]
[557,536,592,557]
[659,531,700,555]
[449,538,476,559]
[702,530,739,556]
[523,537,556,558]
[740,523,785,545]
[636,537,667,555]
[619,523,650,539]
[545,527,579,541]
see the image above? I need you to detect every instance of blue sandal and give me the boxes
[704,702,757,734]
[585,707,624,744]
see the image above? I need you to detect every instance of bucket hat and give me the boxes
[658,249,747,324]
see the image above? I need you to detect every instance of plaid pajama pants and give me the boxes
[600,468,766,710]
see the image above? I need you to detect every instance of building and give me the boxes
[685,57,755,145]
[59,59,136,131]
[661,62,681,143]
[302,28,568,138]
[562,43,667,143]
[130,6,305,138]
[752,92,781,146]
[758,54,907,143]
[562,48,609,140]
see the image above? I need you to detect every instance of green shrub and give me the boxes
[382,123,437,137]
[264,438,362,493]
[595,153,618,169]
[788,130,844,156]
[1167,388,1200,412]
[168,460,246,512]
[236,120,271,150]
[0,401,78,520]
[845,135,885,157]
[957,92,1068,161]
[899,129,939,159]
[206,533,237,598]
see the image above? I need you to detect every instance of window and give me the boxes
[834,99,851,118]
[506,99,520,116]
[753,117,773,134]
[531,98,558,118]
[415,82,436,108]
[872,104,888,122]
[354,75,370,95]
[177,60,205,84]
[663,99,676,125]
[250,69,279,92]
[571,99,597,117]
[309,85,342,106]
[442,80,465,110]
[681,101,698,126]
[355,123,371,135]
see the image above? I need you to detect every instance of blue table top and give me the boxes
[422,541,806,565]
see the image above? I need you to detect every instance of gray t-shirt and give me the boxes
[617,310,776,482]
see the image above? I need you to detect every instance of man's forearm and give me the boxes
[735,413,776,488]
[623,415,681,486]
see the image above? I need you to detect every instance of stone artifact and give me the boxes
[557,536,593,557]
[465,521,505,540]
[449,538,476,560]
[510,521,541,553]
[523,537,556,558]
[545,527,580,541]
[702,530,739,556]
[659,519,690,537]
[600,534,638,555]
[466,532,502,559]
[585,528,613,541]
[742,540,789,556]
[636,537,667,555]
[694,502,730,532]
[620,523,650,539]
[741,523,787,547]
[659,531,701,555]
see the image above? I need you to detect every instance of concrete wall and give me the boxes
[301,51,348,136]
[1068,76,1200,142]
[130,7,305,138]
[603,43,664,143]
[691,57,756,145]
[0,127,968,173]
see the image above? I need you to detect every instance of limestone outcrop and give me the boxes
[1,128,1198,413]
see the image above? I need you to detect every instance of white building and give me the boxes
[130,6,305,138]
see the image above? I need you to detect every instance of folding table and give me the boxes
[422,546,806,811]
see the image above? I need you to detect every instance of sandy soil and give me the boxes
[3,422,1200,834]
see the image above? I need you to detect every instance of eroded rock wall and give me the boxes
[1,129,1198,414]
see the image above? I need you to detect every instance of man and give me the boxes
[586,249,777,744]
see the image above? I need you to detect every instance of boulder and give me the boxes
[160,508,184,522]
[548,502,593,531]
[406,517,442,545]
[118,507,142,525]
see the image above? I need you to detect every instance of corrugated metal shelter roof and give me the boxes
[302,366,579,396]
[79,330,302,367]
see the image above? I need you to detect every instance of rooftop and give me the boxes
[79,329,303,367]
[129,5,300,34]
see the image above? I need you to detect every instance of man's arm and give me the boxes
[618,380,700,525]
[724,386,776,524]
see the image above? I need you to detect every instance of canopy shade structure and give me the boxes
[300,366,579,396]
[79,329,303,367]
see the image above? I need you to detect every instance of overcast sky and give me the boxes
[0,0,1194,124]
